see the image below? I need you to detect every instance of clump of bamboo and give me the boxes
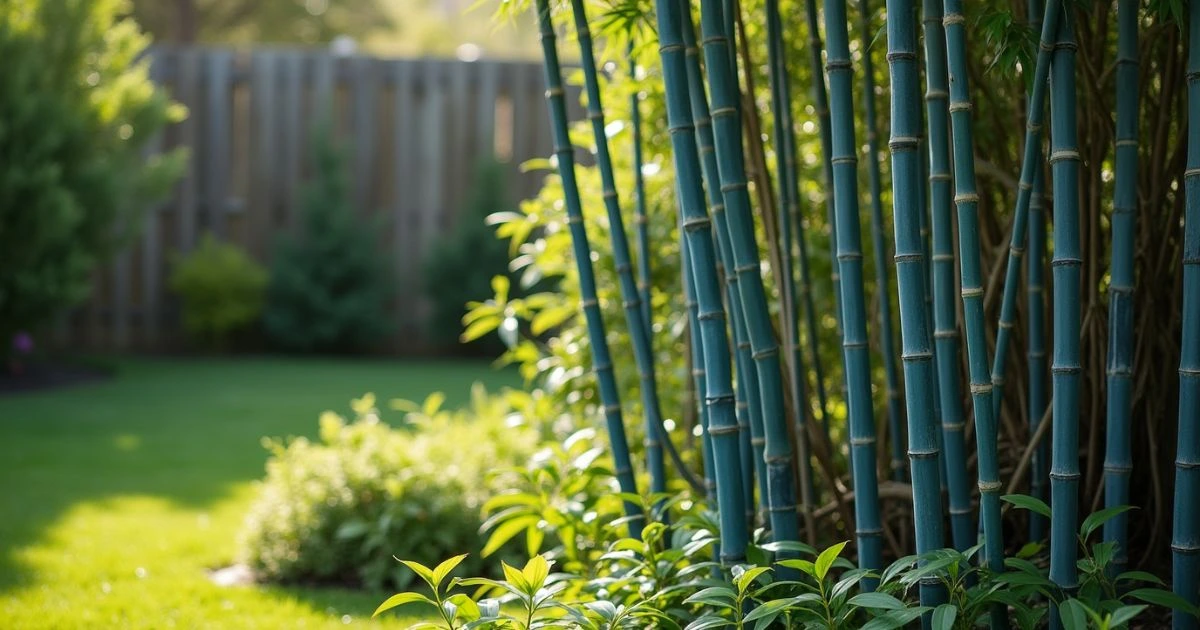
[883,0,946,608]
[824,0,883,577]
[529,0,642,535]
[1172,1,1200,623]
[1103,0,1138,577]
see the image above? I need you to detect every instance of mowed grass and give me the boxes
[0,356,518,629]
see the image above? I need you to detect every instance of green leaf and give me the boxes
[398,560,436,589]
[521,555,550,592]
[778,558,816,576]
[734,566,772,594]
[480,515,539,557]
[848,592,907,610]
[1059,599,1090,630]
[860,606,930,630]
[1127,588,1200,616]
[931,604,957,630]
[432,554,469,589]
[1108,604,1147,627]
[815,541,849,580]
[759,541,817,556]
[372,592,434,617]
[1002,494,1052,518]
[500,561,530,593]
[683,615,734,630]
[1080,505,1135,540]
[683,586,738,608]
[1016,542,1044,559]
[1116,571,1165,586]
[742,598,797,623]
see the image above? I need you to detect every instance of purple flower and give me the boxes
[12,332,34,354]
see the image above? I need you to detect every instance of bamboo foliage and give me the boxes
[941,0,1005,606]
[1048,8,1083,601]
[883,0,946,609]
[697,0,799,544]
[921,0,973,552]
[1103,0,1138,577]
[1173,1,1200,623]
[648,0,750,562]
[529,0,642,535]
[858,0,905,482]
[823,0,883,576]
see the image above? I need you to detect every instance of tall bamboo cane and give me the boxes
[681,4,767,525]
[1102,0,1138,578]
[630,54,653,332]
[1026,0,1050,544]
[650,0,750,563]
[682,237,718,501]
[764,0,818,541]
[803,0,841,419]
[698,0,800,545]
[884,0,947,609]
[530,0,642,536]
[988,0,1062,421]
[858,0,905,482]
[922,0,973,552]
[823,0,883,578]
[568,0,710,496]
[1048,7,1083,605]
[1172,2,1200,624]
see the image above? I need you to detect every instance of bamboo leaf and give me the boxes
[432,554,469,588]
[815,541,849,580]
[1059,599,1089,630]
[522,555,551,592]
[778,558,817,576]
[500,561,530,593]
[1116,571,1165,585]
[372,592,433,617]
[733,566,772,594]
[684,615,734,630]
[397,560,435,589]
[1127,588,1200,615]
[848,592,907,610]
[931,604,957,629]
[683,586,738,608]
[1080,505,1135,540]
[1109,604,1147,627]
[860,607,930,630]
[481,515,539,557]
[1001,494,1052,518]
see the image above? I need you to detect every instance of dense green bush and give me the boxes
[238,388,537,591]
[168,234,267,348]
[263,128,392,353]
[0,0,185,349]
[423,158,517,356]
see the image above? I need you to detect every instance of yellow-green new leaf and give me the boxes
[815,541,849,580]
[432,554,469,588]
[373,592,434,618]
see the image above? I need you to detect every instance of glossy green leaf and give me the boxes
[1001,494,1052,518]
[815,541,849,580]
[849,592,907,610]
[931,604,957,629]
[372,592,433,618]
[1080,505,1134,540]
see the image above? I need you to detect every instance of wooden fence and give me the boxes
[57,47,566,353]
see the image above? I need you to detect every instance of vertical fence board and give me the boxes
[250,50,277,258]
[351,56,378,213]
[392,60,416,336]
[205,51,233,237]
[280,51,304,231]
[140,55,168,348]
[176,48,201,254]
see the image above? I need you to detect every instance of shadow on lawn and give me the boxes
[0,355,514,607]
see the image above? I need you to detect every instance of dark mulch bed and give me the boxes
[0,360,112,395]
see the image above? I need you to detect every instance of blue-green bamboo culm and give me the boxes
[697,0,800,546]
[942,2,1006,617]
[630,53,652,333]
[884,0,947,611]
[650,0,750,563]
[858,0,905,484]
[679,5,763,526]
[1102,0,1138,579]
[1025,0,1050,545]
[823,0,883,578]
[764,0,818,540]
[1173,2,1200,625]
[987,0,1061,422]
[921,0,973,553]
[530,0,642,537]
[566,0,707,498]
[682,236,718,502]
[1048,7,1084,607]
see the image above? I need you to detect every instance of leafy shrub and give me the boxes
[0,0,185,349]
[423,158,518,356]
[168,234,267,348]
[238,388,537,591]
[263,127,392,353]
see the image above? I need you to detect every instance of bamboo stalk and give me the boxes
[630,53,653,333]
[1102,0,1138,578]
[1025,0,1050,545]
[680,5,766,528]
[921,0,974,552]
[942,1,1006,623]
[988,0,1062,421]
[824,0,883,579]
[649,0,750,563]
[1172,2,1200,624]
[1048,6,1083,604]
[530,0,642,536]
[858,0,906,483]
[698,0,800,545]
[682,237,718,502]
[884,0,947,609]
[568,0,705,495]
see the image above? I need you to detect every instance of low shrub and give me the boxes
[168,234,267,348]
[238,387,536,591]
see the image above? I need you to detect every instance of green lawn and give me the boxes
[0,356,518,629]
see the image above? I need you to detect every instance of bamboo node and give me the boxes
[908,449,939,459]
[1115,139,1138,148]
[699,35,728,47]
[586,111,604,122]
[949,507,973,515]
[1051,257,1082,267]
[837,252,864,261]
[1103,463,1133,473]
[894,253,923,263]
[601,189,618,200]
[932,253,955,262]
[581,298,599,308]
[682,217,711,231]
[1051,365,1082,374]
[889,136,920,151]
[948,102,974,113]
[970,383,993,395]
[708,424,740,436]
[711,106,737,118]
[961,287,983,298]
[1054,40,1080,52]
[850,437,876,446]
[933,330,958,339]
[925,89,949,100]
[1180,368,1200,377]
[667,123,695,135]
[901,351,934,361]
[1170,543,1200,555]
[566,214,583,225]
[1028,350,1046,359]
[1049,150,1081,163]
[737,341,751,350]
[953,193,980,204]
[603,403,621,414]
[720,182,748,193]
[622,299,641,311]
[614,262,632,274]
[684,45,699,56]
[1177,459,1200,470]
[1019,182,1033,191]
[842,340,869,349]
[942,13,966,26]
[692,369,706,377]
[767,504,798,514]
[697,310,725,322]
[942,421,965,431]
[831,156,858,165]
[1049,471,1081,480]
[752,347,780,360]
[886,52,918,62]
[977,481,1003,492]
[751,437,766,446]
[545,87,565,98]
[658,43,685,53]
[929,173,952,182]
[1185,168,1200,179]
[1026,122,1043,133]
[857,528,884,536]
[825,60,852,71]
[734,263,759,274]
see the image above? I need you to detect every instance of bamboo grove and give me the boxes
[518,0,1199,624]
